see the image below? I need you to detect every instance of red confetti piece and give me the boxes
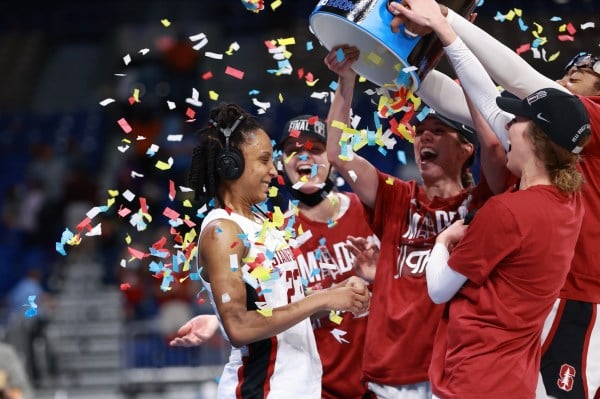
[225,66,245,79]
[304,141,314,150]
[516,43,531,55]
[139,197,148,214]
[289,128,300,138]
[277,175,285,185]
[76,217,92,232]
[297,68,304,79]
[120,283,131,291]
[186,107,196,119]
[566,22,577,35]
[169,180,175,201]
[230,241,239,248]
[557,35,575,42]
[202,71,213,80]
[163,207,180,220]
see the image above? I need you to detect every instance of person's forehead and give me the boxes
[418,116,453,130]
[282,136,324,147]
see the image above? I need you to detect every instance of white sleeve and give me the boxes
[446,9,567,98]
[443,37,512,151]
[426,243,469,304]
[417,70,473,127]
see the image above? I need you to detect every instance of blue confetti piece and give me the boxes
[329,81,338,91]
[532,38,543,48]
[367,129,376,146]
[550,16,562,22]
[216,226,223,233]
[417,105,430,122]
[476,0,484,6]
[494,11,506,22]
[299,154,308,161]
[373,111,381,130]
[301,277,309,287]
[306,41,314,51]
[397,150,407,165]
[310,268,321,278]
[24,295,38,318]
[378,146,388,156]
[518,18,528,31]
[319,237,326,246]
[311,164,318,177]
[336,47,345,62]
[189,272,201,281]
[248,89,260,95]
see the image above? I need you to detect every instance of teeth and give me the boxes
[420,148,437,156]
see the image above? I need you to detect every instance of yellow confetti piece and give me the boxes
[513,8,522,17]
[155,159,173,170]
[251,266,271,281]
[108,189,119,197]
[268,186,279,198]
[305,79,320,87]
[329,310,343,325]
[367,52,383,66]
[209,90,219,100]
[547,51,560,62]
[358,76,367,83]
[270,0,282,11]
[161,19,171,27]
[125,234,132,244]
[272,206,284,228]
[533,22,544,34]
[132,88,140,103]
[182,199,192,208]
[257,308,273,317]
[505,10,516,21]
[385,177,395,185]
[277,37,296,46]
[278,93,284,103]
[106,197,116,208]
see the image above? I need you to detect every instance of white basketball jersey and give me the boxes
[200,208,322,398]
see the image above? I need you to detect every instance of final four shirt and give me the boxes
[294,192,377,399]
[200,208,321,399]
[362,171,490,386]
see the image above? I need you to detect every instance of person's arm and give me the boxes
[464,94,510,194]
[200,218,370,347]
[344,235,378,283]
[426,222,469,304]
[324,46,380,209]
[417,69,472,127]
[444,8,567,98]
[392,0,512,150]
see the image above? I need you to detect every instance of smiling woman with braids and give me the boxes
[186,103,370,399]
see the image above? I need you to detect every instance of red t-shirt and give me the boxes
[430,186,584,399]
[362,171,490,385]
[563,95,600,303]
[295,192,376,399]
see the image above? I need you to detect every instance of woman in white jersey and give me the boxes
[186,103,370,399]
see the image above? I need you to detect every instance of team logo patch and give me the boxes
[556,363,576,392]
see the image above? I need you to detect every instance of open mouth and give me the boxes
[420,148,438,162]
[297,164,314,178]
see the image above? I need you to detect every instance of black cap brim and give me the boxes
[496,96,529,118]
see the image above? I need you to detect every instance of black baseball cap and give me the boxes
[277,115,327,148]
[496,87,591,153]
[423,109,477,145]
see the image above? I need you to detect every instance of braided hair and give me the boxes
[188,103,263,206]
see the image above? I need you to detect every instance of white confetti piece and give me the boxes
[166,100,176,110]
[166,134,183,141]
[222,293,231,303]
[86,206,102,219]
[85,223,102,237]
[348,170,358,182]
[99,98,115,106]
[131,171,145,179]
[139,48,150,55]
[205,51,223,60]
[122,190,136,202]
[123,54,132,65]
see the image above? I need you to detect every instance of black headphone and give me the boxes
[211,115,245,180]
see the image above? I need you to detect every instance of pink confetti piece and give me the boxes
[117,117,132,133]
[516,43,531,55]
[557,35,574,42]
[225,66,245,79]
[186,107,196,119]
[202,71,213,80]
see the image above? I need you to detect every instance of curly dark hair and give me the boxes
[187,103,263,206]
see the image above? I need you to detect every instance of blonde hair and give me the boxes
[528,122,588,193]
